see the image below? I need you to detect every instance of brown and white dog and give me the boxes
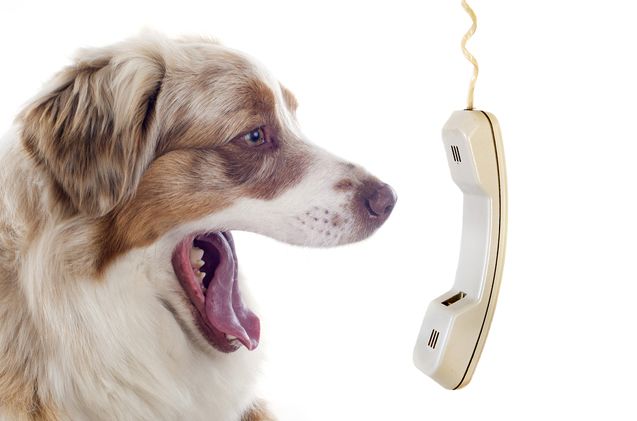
[0,34,396,420]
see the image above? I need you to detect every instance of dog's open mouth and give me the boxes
[171,232,260,353]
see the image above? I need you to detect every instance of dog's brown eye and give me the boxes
[242,127,266,146]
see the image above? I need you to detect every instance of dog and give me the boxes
[0,33,396,420]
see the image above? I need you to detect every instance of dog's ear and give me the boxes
[21,44,165,216]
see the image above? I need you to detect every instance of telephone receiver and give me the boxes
[413,110,507,389]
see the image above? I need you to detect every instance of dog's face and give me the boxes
[20,36,396,355]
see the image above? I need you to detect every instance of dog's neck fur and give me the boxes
[0,129,262,421]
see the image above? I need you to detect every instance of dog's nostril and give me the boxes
[364,183,397,217]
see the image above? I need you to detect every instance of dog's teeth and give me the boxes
[196,271,206,281]
[226,335,237,341]
[190,247,204,264]
[192,259,205,270]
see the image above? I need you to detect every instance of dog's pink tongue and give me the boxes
[204,234,260,350]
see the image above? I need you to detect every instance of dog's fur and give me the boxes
[0,34,393,420]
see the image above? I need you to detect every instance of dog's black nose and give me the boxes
[364,183,397,217]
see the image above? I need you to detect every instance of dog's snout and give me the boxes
[363,182,397,218]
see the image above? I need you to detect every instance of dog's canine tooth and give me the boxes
[190,247,204,264]
[226,335,237,341]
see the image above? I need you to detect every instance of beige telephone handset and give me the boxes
[413,110,507,389]
[413,1,508,389]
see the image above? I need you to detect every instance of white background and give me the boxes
[1,0,636,419]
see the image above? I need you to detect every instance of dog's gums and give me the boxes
[171,231,260,353]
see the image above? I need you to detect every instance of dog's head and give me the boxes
[20,34,396,354]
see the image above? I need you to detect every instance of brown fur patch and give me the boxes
[0,286,58,420]
[20,50,165,217]
[334,178,355,191]
[97,150,235,270]
[155,64,277,153]
[241,400,276,421]
[215,129,312,200]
